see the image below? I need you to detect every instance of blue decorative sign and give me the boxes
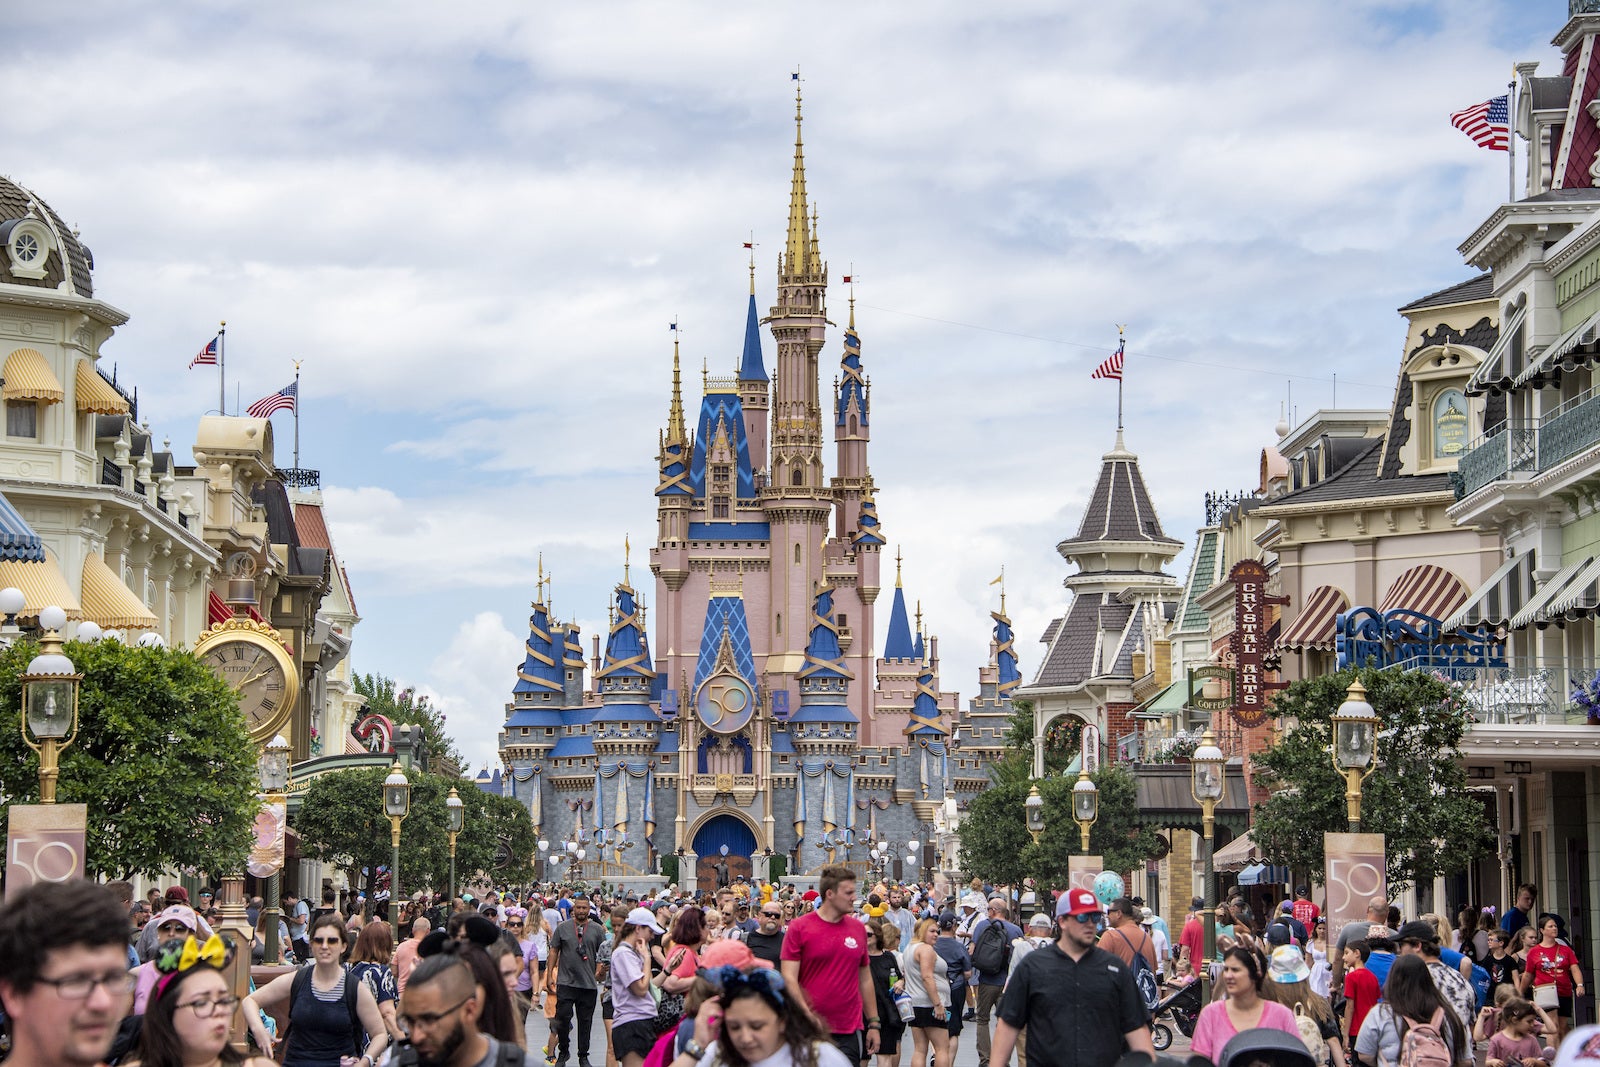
[661,689,679,717]
[1335,607,1507,672]
[770,690,790,719]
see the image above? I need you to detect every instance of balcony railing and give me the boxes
[1425,658,1600,726]
[280,467,320,488]
[100,458,122,487]
[1455,391,1600,499]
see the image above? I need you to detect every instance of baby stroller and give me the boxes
[1150,981,1203,1051]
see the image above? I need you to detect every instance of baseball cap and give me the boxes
[1265,921,1294,947]
[1029,913,1052,930]
[1269,945,1311,984]
[156,905,197,930]
[801,889,819,902]
[625,907,666,935]
[1280,900,1294,913]
[1395,920,1439,945]
[1056,887,1102,918]
[164,886,190,904]
[700,939,762,970]
[1191,896,1205,909]
[938,912,960,931]
[1553,1024,1600,1067]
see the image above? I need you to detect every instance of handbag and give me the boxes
[646,947,684,1036]
[1534,983,1560,1010]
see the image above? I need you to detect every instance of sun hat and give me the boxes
[625,906,666,935]
[1269,944,1311,984]
[1140,908,1158,926]
[1056,887,1102,918]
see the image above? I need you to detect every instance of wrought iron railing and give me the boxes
[280,467,320,488]
[1455,400,1600,500]
[1405,657,1600,726]
[100,458,121,487]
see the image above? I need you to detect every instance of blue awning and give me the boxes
[1237,863,1290,886]
[0,493,44,562]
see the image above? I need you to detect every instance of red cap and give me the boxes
[1056,887,1101,918]
[801,889,819,902]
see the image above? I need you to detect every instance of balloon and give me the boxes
[1092,871,1125,906]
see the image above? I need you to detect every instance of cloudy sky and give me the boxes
[3,0,1556,772]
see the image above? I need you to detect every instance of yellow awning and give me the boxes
[74,360,128,415]
[0,548,82,620]
[80,553,157,629]
[2,348,64,405]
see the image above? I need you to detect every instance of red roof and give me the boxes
[293,502,331,550]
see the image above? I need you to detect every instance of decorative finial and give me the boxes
[745,233,758,295]
[624,534,631,586]
[915,599,923,635]
[666,326,687,446]
[895,545,903,588]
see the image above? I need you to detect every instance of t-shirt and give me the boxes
[747,930,785,967]
[1367,951,1395,991]
[780,909,870,1035]
[968,919,1022,985]
[1190,999,1300,1062]
[610,942,656,1026]
[1293,899,1322,928]
[1502,907,1531,938]
[935,937,974,1000]
[1098,923,1158,971]
[996,943,1152,1067]
[694,1040,854,1067]
[1179,917,1204,968]
[1343,966,1382,1038]
[1486,953,1523,994]
[551,916,608,989]
[287,900,311,939]
[1487,1031,1545,1066]
[1427,960,1477,1033]
[1526,943,1580,996]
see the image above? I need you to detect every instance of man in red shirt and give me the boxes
[781,864,881,1065]
[1177,896,1205,977]
[1291,886,1321,929]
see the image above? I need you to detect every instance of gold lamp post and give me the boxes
[20,605,81,803]
[383,762,410,927]
[1190,729,1226,1005]
[1023,784,1045,844]
[1330,679,1379,832]
[258,734,290,965]
[1071,768,1099,851]
[446,787,465,903]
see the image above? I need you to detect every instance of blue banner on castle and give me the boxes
[1335,607,1507,672]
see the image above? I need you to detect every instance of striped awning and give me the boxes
[1277,585,1349,652]
[1467,304,1526,396]
[1443,549,1537,631]
[1513,307,1600,389]
[74,360,128,415]
[0,492,44,562]
[1547,555,1600,621]
[1214,830,1260,873]
[80,553,157,629]
[1509,556,1595,631]
[1378,565,1470,620]
[0,548,81,620]
[2,348,64,405]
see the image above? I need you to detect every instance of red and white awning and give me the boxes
[1379,565,1469,622]
[1276,585,1349,652]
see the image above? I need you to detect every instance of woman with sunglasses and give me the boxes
[243,914,388,1067]
[122,936,276,1067]
[668,965,852,1067]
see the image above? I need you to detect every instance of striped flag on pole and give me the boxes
[1449,95,1509,152]
[189,335,219,368]
[246,381,297,418]
[1091,338,1125,381]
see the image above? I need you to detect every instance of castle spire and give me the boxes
[657,336,692,497]
[884,547,915,661]
[668,336,686,445]
[785,76,810,276]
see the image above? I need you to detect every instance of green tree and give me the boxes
[1250,667,1492,892]
[294,767,536,903]
[991,699,1082,786]
[352,672,461,772]
[0,638,259,880]
[960,765,1163,889]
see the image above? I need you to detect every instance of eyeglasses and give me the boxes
[1063,913,1102,925]
[399,993,474,1031]
[34,972,137,999]
[311,936,343,946]
[177,995,239,1018]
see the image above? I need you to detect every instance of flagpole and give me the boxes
[293,360,302,471]
[1116,324,1126,432]
[218,321,226,415]
[1508,67,1517,202]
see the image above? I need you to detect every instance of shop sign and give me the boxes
[1229,561,1288,728]
[1334,608,1507,671]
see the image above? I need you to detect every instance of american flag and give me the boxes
[189,336,219,369]
[246,381,297,418]
[1092,339,1125,381]
[1449,95,1509,152]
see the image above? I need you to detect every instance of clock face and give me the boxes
[204,638,291,736]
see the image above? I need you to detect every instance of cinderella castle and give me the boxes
[496,90,1023,890]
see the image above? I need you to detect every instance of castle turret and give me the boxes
[655,338,692,591]
[832,298,871,538]
[738,275,770,473]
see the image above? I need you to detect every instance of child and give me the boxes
[1342,938,1382,1048]
[1485,997,1553,1067]
[1486,929,1524,1002]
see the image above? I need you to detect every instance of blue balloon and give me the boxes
[1093,870,1125,906]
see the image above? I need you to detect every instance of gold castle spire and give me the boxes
[895,545,903,588]
[666,335,686,445]
[785,73,811,275]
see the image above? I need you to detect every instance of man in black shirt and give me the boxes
[747,902,786,966]
[549,894,607,1067]
[991,887,1152,1067]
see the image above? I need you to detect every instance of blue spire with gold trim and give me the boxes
[738,293,767,382]
[884,548,915,661]
[513,563,562,697]
[793,578,857,723]
[657,337,691,497]
[596,546,658,722]
[835,301,866,428]
[905,659,944,736]
[854,495,885,546]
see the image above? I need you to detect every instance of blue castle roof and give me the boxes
[689,392,756,499]
[836,317,867,428]
[513,603,563,695]
[993,610,1021,697]
[913,629,925,664]
[906,661,945,737]
[853,496,885,546]
[595,583,659,725]
[739,293,767,382]
[695,593,758,691]
[798,585,852,682]
[505,706,564,729]
[884,584,915,661]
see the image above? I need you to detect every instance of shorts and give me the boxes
[877,1022,905,1057]
[1559,994,1575,1018]
[830,1032,862,1065]
[911,1007,950,1030]
[946,1007,964,1037]
[602,996,614,1021]
[613,1019,658,1060]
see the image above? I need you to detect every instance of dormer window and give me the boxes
[1432,389,1469,457]
[0,218,53,281]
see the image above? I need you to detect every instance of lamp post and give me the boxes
[1190,728,1225,1005]
[258,734,290,965]
[382,762,410,928]
[1330,679,1378,832]
[20,605,80,803]
[1072,768,1099,852]
[446,787,465,903]
[1023,784,1045,845]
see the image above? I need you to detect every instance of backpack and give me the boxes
[1468,962,1492,1010]
[1294,1003,1331,1067]
[1398,1008,1452,1067]
[1114,928,1160,1015]
[972,919,1012,976]
[287,964,361,1056]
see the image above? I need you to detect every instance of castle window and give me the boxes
[838,613,848,628]
[791,464,803,486]
[776,613,782,635]
[795,543,802,564]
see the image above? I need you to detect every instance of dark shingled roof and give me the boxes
[1397,273,1493,313]
[0,178,93,297]
[1519,187,1600,203]
[1269,439,1454,506]
[1033,594,1139,688]
[1379,316,1499,479]
[1060,439,1182,550]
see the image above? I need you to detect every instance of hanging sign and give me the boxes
[1229,561,1288,728]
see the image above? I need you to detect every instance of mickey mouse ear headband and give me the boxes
[153,934,228,1001]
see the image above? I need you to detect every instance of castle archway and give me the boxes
[690,812,759,894]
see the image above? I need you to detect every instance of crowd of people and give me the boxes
[3,872,1598,1067]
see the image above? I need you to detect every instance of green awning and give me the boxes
[1133,679,1188,717]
